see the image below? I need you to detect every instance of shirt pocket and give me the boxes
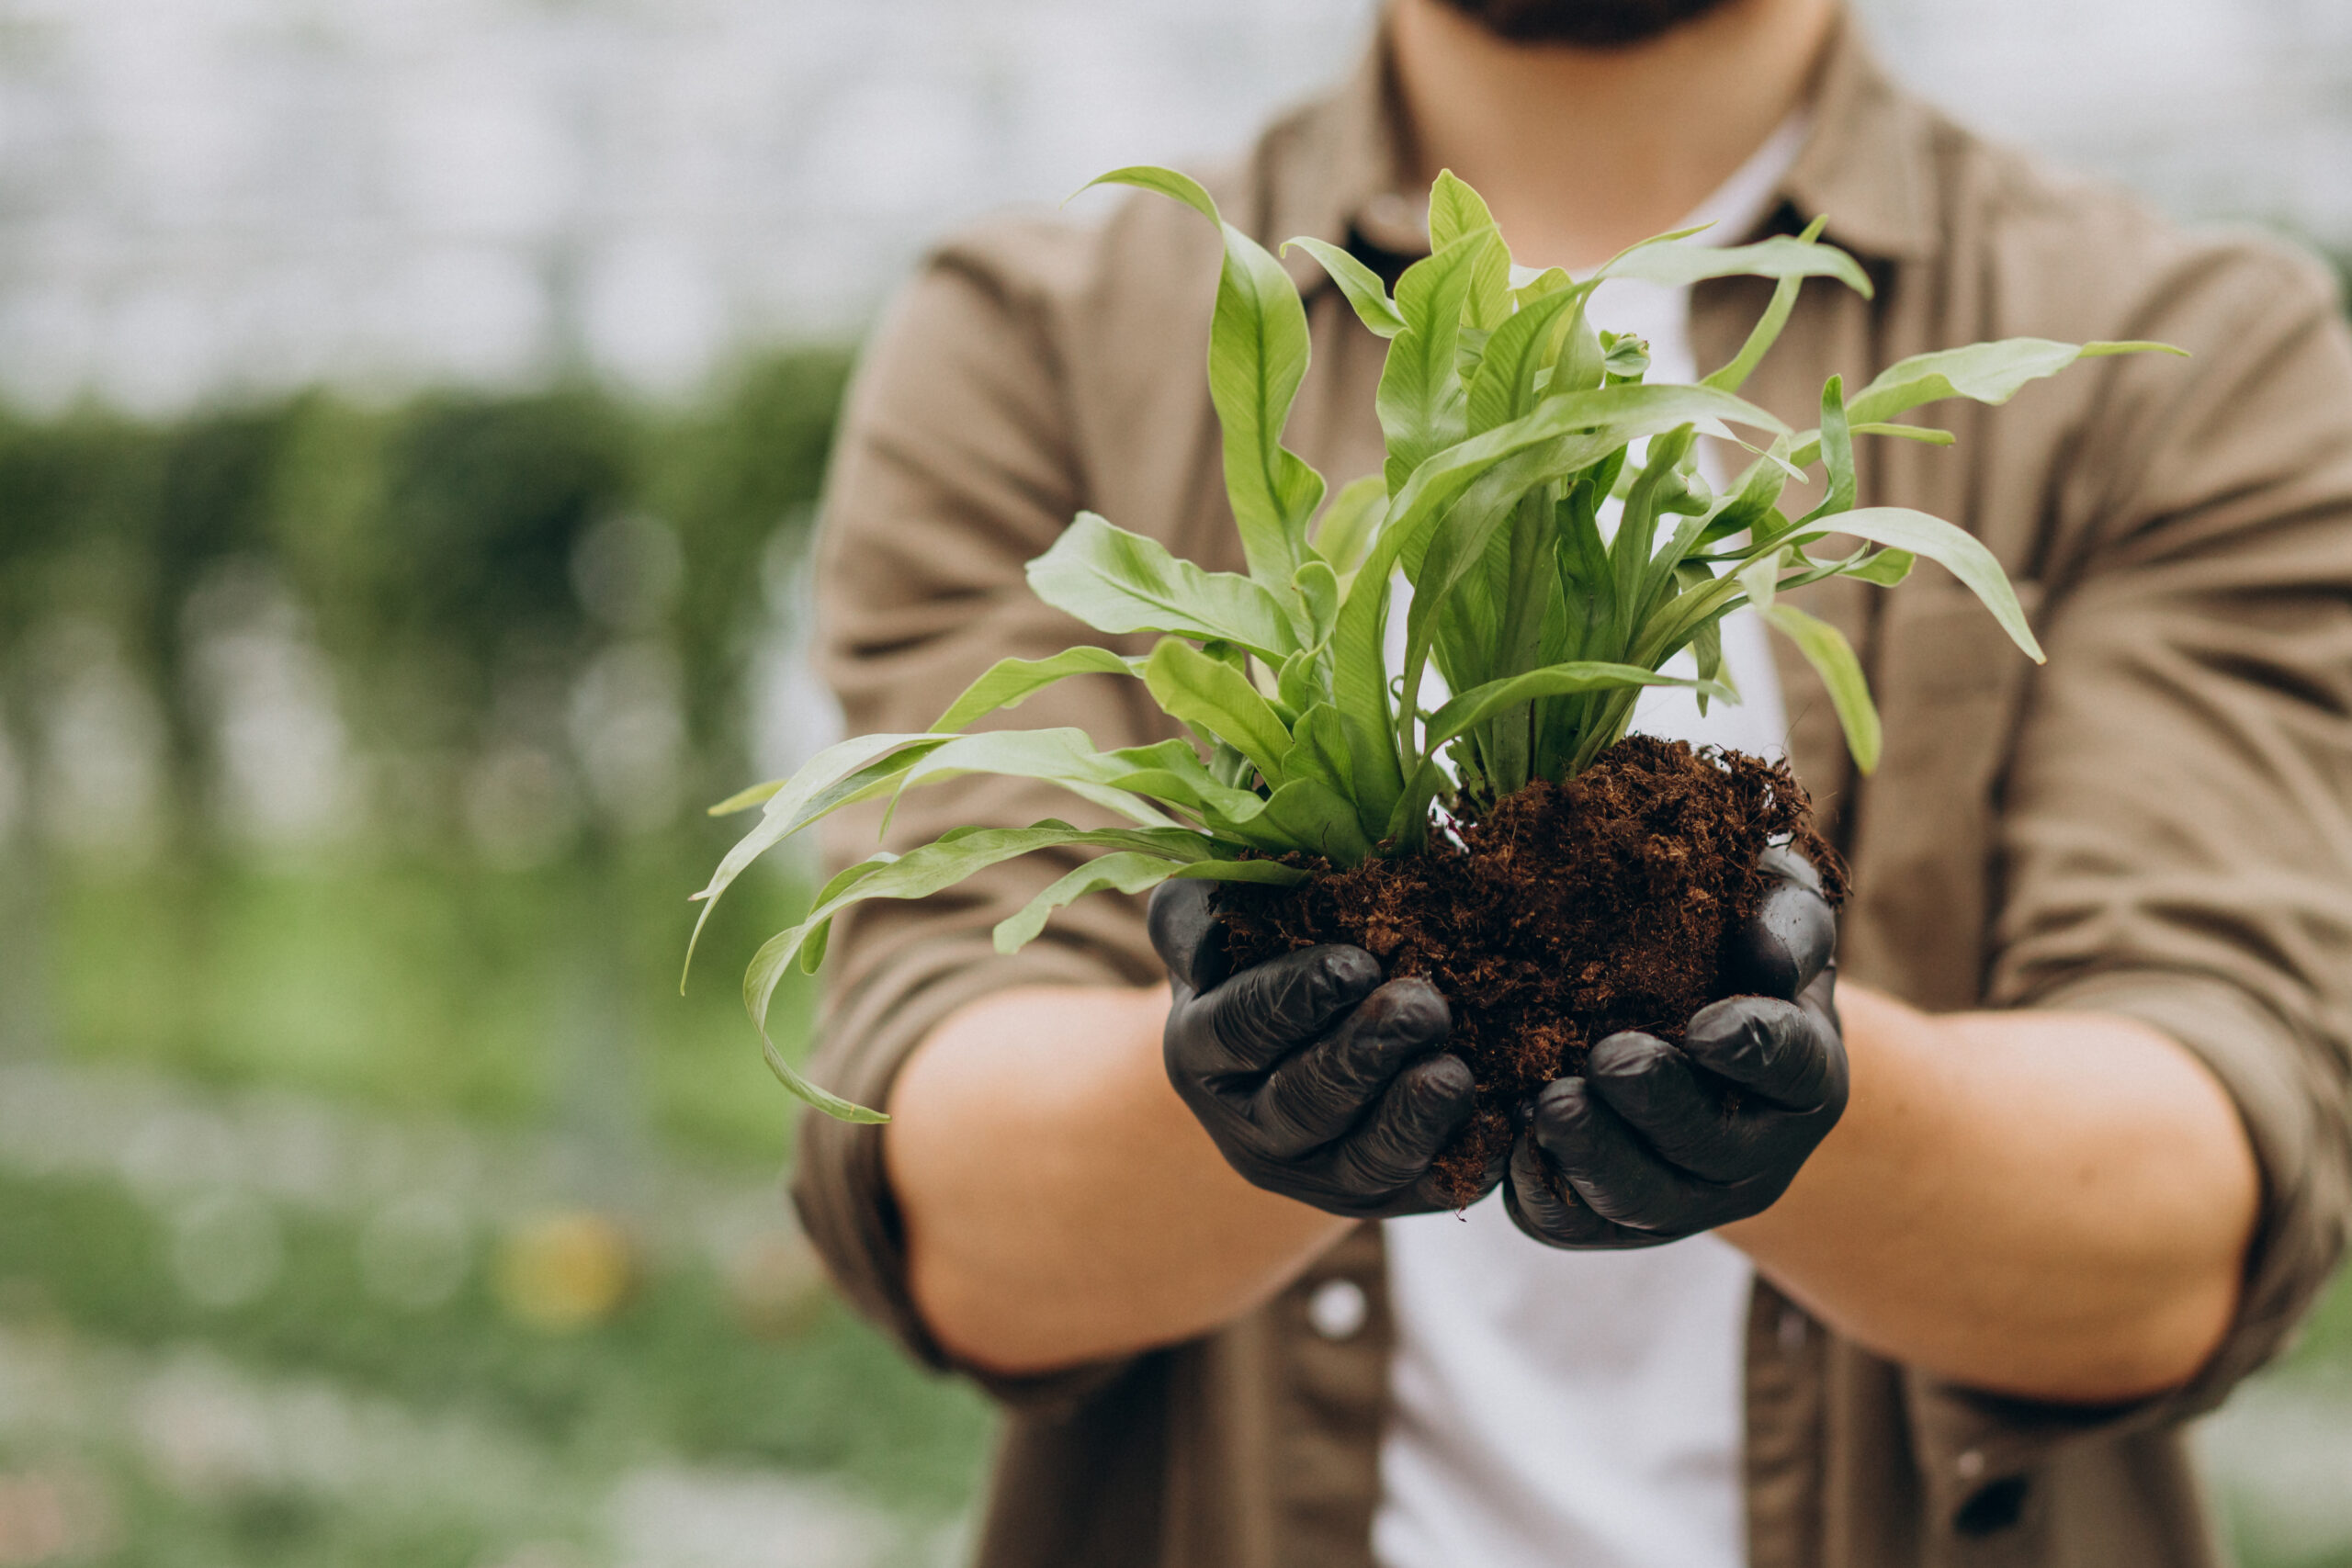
[1839,578,2046,1011]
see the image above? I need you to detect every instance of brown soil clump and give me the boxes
[1216,736,1846,1204]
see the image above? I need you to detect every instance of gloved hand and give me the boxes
[1507,845,1847,1248]
[1148,879,1495,1218]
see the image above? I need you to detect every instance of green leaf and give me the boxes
[758,1037,889,1125]
[934,646,1143,731]
[1675,561,1728,715]
[1599,230,1872,298]
[749,822,1226,1038]
[1466,283,1593,434]
[1258,774,1376,864]
[1340,379,1787,778]
[1826,338,2186,448]
[1737,550,1781,612]
[1310,473,1387,577]
[1845,547,1917,586]
[1300,701,1396,843]
[1850,423,1954,446]
[1761,604,1883,773]
[708,779,785,816]
[1785,506,2044,661]
[1420,661,1733,755]
[889,727,1259,828]
[1080,164,1221,225]
[1510,265,1575,306]
[1703,216,1831,393]
[1283,237,1406,338]
[1293,559,1340,644]
[1611,424,1706,643]
[1699,436,1797,544]
[992,852,1185,953]
[1550,293,1607,395]
[686,732,952,982]
[1429,171,1511,330]
[1091,167,1325,585]
[1099,737,1272,829]
[741,855,901,1122]
[1796,375,1854,525]
[1283,700,1354,789]
[1144,637,1295,785]
[1378,229,1497,494]
[991,852,1309,955]
[1382,756,1456,852]
[1027,512,1299,660]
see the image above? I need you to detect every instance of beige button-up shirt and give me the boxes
[793,17,2352,1568]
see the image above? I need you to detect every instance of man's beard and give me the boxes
[1427,0,1741,47]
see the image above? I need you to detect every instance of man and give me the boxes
[794,1,2352,1564]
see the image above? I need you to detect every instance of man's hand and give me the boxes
[1148,879,1492,1218]
[1508,847,1848,1247]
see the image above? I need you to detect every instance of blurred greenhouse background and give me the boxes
[0,1,2346,1565]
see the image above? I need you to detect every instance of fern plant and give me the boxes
[687,165,2176,1123]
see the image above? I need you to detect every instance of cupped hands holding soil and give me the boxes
[1215,736,1848,1205]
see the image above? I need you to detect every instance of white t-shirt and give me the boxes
[1374,117,1808,1568]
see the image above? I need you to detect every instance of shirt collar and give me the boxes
[1261,6,1940,293]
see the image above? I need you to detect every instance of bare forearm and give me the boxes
[1724,985,2258,1404]
[884,984,1351,1375]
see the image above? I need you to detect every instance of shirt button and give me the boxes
[1307,1278,1369,1341]
[1777,1305,1808,1355]
[1956,1449,1986,1481]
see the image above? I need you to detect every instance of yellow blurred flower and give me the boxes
[494,1213,636,1331]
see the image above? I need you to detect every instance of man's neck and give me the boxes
[1389,0,1838,272]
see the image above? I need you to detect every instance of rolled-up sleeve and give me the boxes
[786,218,1177,1388]
[1925,241,2352,1461]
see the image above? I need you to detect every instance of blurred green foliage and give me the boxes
[44,847,816,1159]
[0,349,853,831]
[0,1165,990,1512]
[0,349,858,1145]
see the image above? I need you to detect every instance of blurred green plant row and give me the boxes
[0,350,851,848]
[0,354,860,1157]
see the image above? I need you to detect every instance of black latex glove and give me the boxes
[1148,879,1496,1218]
[1506,845,1847,1248]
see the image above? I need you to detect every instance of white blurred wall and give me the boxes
[1,0,2348,412]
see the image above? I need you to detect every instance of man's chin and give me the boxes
[1426,0,1742,48]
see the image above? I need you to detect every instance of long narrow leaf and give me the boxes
[1781,339,2187,466]
[1421,662,1733,755]
[749,823,1227,1033]
[934,646,1144,731]
[1284,237,1406,338]
[991,850,1313,956]
[1702,216,1831,392]
[888,727,1246,827]
[1761,604,1883,773]
[1782,506,2045,660]
[993,852,1188,953]
[1598,231,1872,297]
[1794,375,1854,525]
[686,732,952,981]
[1089,167,1324,584]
